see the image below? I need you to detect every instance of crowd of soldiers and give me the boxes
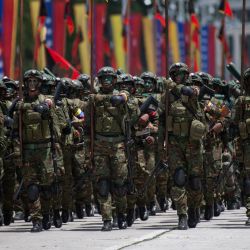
[0,63,250,233]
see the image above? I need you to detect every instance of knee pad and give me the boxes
[189,176,202,191]
[97,179,110,198]
[112,182,127,197]
[27,184,40,202]
[173,168,186,187]
[244,178,250,196]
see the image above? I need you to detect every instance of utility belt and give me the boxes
[23,142,51,150]
[72,142,85,149]
[95,134,125,143]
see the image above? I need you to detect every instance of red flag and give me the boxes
[38,0,47,31]
[191,14,199,29]
[64,0,74,35]
[45,46,80,79]
[71,28,83,60]
[154,13,166,28]
[188,0,200,28]
[219,0,233,18]
[192,28,199,49]
[218,23,232,63]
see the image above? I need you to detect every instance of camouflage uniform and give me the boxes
[166,63,205,229]
[85,67,128,231]
[233,68,250,224]
[15,70,61,232]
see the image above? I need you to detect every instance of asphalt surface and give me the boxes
[0,208,249,250]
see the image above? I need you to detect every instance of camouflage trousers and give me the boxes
[155,130,169,201]
[239,139,250,217]
[22,145,54,221]
[94,139,127,221]
[2,157,16,212]
[128,143,156,208]
[168,135,203,215]
[62,144,90,211]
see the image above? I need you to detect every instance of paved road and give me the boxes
[0,208,249,250]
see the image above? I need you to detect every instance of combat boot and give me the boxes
[24,209,31,222]
[42,214,51,230]
[188,208,197,228]
[112,216,118,227]
[61,209,69,223]
[178,214,188,230]
[3,210,13,226]
[149,201,157,216]
[171,200,176,210]
[118,213,127,229]
[204,205,214,221]
[214,201,221,217]
[85,203,94,217]
[139,206,149,221]
[75,203,84,219]
[53,209,62,228]
[101,220,112,231]
[126,208,135,227]
[245,217,250,226]
[158,197,168,212]
[196,208,200,223]
[31,220,42,232]
[227,200,237,210]
[0,210,3,226]
[68,211,74,222]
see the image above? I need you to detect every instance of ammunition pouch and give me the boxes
[189,119,206,141]
[239,121,248,140]
[172,120,189,137]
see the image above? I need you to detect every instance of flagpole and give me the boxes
[221,0,226,79]
[164,0,169,161]
[165,0,169,78]
[90,0,95,170]
[19,0,24,165]
[127,0,131,73]
[241,0,246,87]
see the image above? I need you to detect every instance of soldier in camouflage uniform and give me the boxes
[76,74,95,217]
[14,70,60,232]
[0,82,8,226]
[38,75,65,230]
[138,72,159,216]
[54,78,87,223]
[165,63,205,230]
[0,77,20,226]
[116,74,139,226]
[85,67,128,231]
[233,68,250,225]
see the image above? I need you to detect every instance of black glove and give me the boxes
[4,116,14,128]
[62,119,72,135]
[33,103,50,119]
[110,95,126,106]
[181,86,194,97]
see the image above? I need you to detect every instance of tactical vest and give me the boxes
[168,85,193,137]
[22,95,50,144]
[239,96,250,139]
[95,94,125,136]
